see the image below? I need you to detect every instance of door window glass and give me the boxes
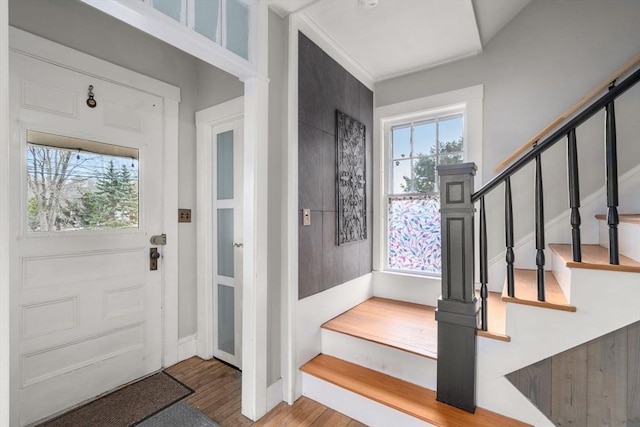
[26,131,139,232]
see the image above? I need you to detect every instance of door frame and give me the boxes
[195,97,244,364]
[6,27,181,425]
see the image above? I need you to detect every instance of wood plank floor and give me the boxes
[165,357,366,427]
[322,297,438,359]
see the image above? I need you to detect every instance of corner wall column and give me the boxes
[435,162,479,413]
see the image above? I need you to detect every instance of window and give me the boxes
[26,131,139,232]
[149,0,250,60]
[387,112,464,275]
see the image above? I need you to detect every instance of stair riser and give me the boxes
[598,220,640,262]
[551,250,572,302]
[321,329,437,391]
[301,373,435,427]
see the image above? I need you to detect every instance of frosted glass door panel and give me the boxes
[217,284,235,355]
[217,130,234,200]
[194,0,220,43]
[153,0,182,21]
[226,0,249,60]
[217,208,234,277]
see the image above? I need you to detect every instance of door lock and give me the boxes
[150,248,160,271]
[150,234,167,245]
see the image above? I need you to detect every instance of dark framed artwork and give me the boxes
[336,110,367,245]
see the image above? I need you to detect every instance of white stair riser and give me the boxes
[301,373,434,427]
[551,250,572,302]
[598,220,640,262]
[322,329,437,391]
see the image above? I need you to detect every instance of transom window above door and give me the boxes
[25,130,139,232]
[148,0,250,60]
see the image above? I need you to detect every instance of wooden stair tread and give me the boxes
[595,213,640,224]
[322,297,438,359]
[549,243,640,273]
[502,269,577,312]
[301,354,530,427]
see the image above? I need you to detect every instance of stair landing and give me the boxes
[322,297,438,359]
[301,354,531,427]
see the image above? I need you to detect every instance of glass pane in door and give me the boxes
[217,284,235,355]
[217,130,234,200]
[217,208,234,277]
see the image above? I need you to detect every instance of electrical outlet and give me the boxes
[178,209,191,223]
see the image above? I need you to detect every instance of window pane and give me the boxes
[194,0,220,42]
[217,208,234,277]
[392,158,412,193]
[439,154,464,166]
[391,125,411,159]
[412,156,437,193]
[226,0,249,60]
[153,0,182,21]
[388,197,441,274]
[413,120,435,156]
[217,284,235,355]
[438,114,463,151]
[26,136,139,232]
[217,130,234,200]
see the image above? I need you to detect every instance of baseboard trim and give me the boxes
[177,335,198,363]
[266,378,283,413]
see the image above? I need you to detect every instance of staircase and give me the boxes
[300,216,639,426]
[300,61,640,425]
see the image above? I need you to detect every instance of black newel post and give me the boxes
[436,162,479,414]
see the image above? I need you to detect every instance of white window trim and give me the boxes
[373,85,484,275]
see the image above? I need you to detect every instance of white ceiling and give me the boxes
[267,0,531,82]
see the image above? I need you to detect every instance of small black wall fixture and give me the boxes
[336,110,367,245]
[86,85,97,108]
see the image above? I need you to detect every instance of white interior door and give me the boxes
[9,50,165,426]
[212,119,243,368]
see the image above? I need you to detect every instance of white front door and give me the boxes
[9,49,164,426]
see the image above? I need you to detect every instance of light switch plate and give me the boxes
[178,209,191,223]
[302,209,311,226]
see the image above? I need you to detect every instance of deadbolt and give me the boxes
[150,247,160,271]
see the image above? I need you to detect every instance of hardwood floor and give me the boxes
[165,357,366,427]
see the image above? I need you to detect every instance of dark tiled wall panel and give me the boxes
[298,32,373,300]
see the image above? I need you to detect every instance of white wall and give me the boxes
[376,0,640,260]
[8,0,244,339]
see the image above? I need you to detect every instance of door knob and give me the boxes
[150,248,160,270]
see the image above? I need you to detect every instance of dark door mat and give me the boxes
[136,402,219,427]
[39,372,194,427]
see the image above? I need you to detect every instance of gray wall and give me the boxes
[376,0,640,258]
[9,0,244,339]
[506,321,640,426]
[298,33,373,300]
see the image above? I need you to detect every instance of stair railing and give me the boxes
[434,64,640,413]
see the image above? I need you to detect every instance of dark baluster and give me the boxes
[535,154,546,301]
[567,129,582,262]
[505,177,515,297]
[605,82,620,265]
[480,197,488,331]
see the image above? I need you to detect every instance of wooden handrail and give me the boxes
[494,52,640,173]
